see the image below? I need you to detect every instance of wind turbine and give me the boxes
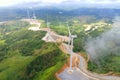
[46,20,55,42]
[33,12,36,20]
[67,23,71,46]
[31,7,36,22]
[32,8,37,20]
[31,7,40,27]
[27,8,30,19]
[47,22,51,35]
[46,15,50,35]
[32,11,38,24]
[67,22,77,73]
[58,12,63,27]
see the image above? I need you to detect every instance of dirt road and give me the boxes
[58,43,120,80]
[26,19,120,80]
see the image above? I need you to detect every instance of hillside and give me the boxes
[0,20,66,80]
[0,8,120,80]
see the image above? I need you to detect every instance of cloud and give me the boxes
[85,17,120,64]
[40,0,67,3]
[0,0,67,7]
[0,0,120,8]
[72,0,120,4]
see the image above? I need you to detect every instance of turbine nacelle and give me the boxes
[71,35,77,39]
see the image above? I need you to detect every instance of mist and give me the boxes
[85,17,120,64]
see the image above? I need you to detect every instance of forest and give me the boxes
[0,20,65,80]
[0,7,120,80]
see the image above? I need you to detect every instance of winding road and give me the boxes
[58,43,120,80]
[26,19,120,80]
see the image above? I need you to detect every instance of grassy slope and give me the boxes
[0,20,66,80]
[0,53,35,80]
[88,56,120,74]
[110,56,120,74]
[0,40,5,44]
[1,19,118,80]
[18,43,65,80]
[0,43,65,80]
[34,56,65,80]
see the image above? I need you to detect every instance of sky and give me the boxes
[0,0,120,8]
[0,0,64,6]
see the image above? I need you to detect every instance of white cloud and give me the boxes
[41,0,66,3]
[0,0,120,7]
[87,0,120,3]
[0,0,67,7]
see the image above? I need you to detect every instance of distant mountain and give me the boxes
[0,8,120,21]
[9,1,120,10]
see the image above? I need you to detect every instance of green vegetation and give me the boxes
[0,20,29,35]
[49,19,119,75]
[88,55,120,74]
[0,20,66,80]
[51,24,68,35]
[19,43,65,80]
[0,53,35,80]
[0,28,46,61]
[0,40,5,44]
[34,62,63,80]
[0,13,119,80]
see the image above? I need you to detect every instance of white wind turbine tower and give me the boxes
[67,23,71,46]
[67,23,77,73]
[58,12,63,27]
[33,11,37,20]
[27,8,30,19]
[46,21,55,42]
[32,11,38,24]
[47,22,51,35]
[31,8,40,27]
[33,13,36,19]
[31,7,37,22]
